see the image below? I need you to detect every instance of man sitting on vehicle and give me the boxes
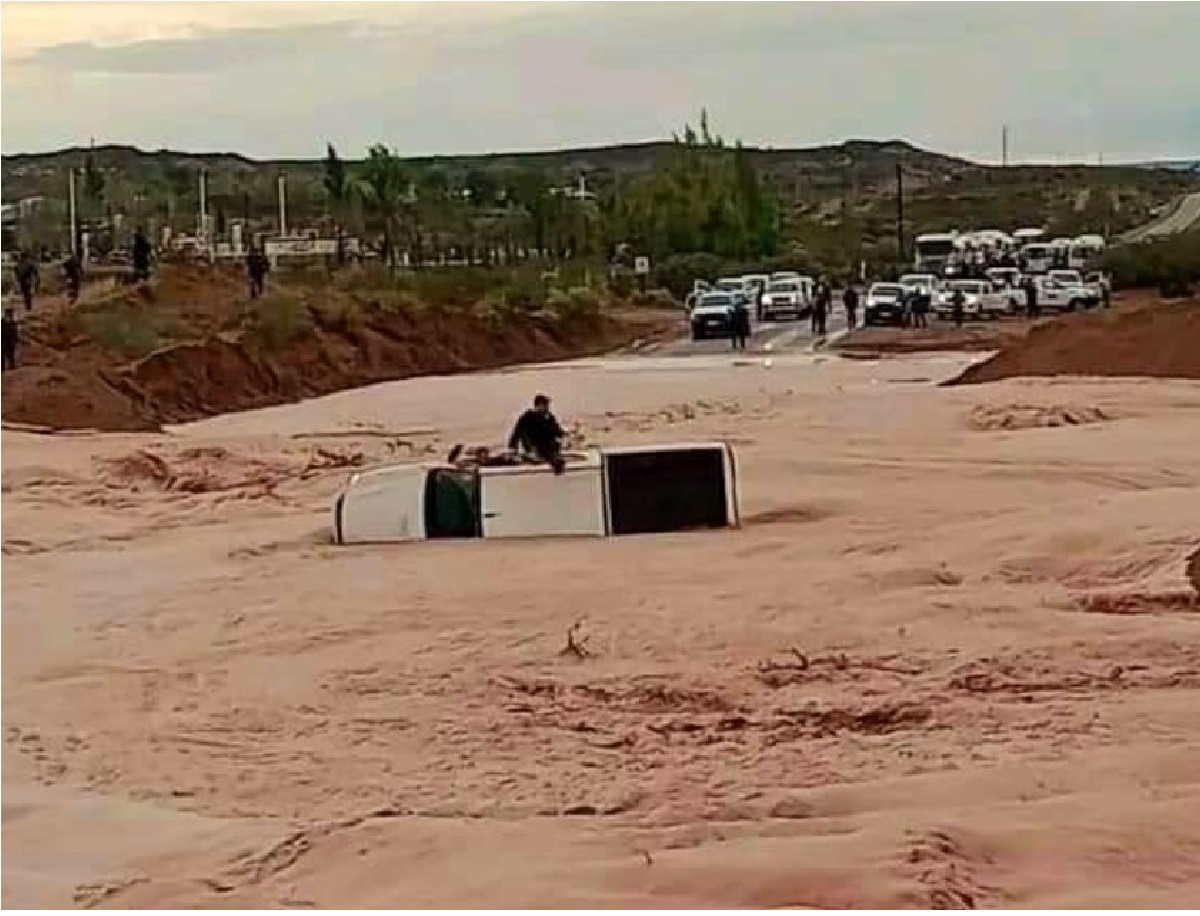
[508,394,567,474]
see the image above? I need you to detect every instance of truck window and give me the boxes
[424,469,481,539]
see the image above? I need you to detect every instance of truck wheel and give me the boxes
[1067,300,1079,312]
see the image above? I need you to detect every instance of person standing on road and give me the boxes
[2,307,20,371]
[950,286,966,329]
[842,282,860,330]
[15,252,39,312]
[62,252,83,305]
[811,278,830,336]
[131,227,153,283]
[246,245,269,299]
[1023,276,1039,319]
[730,296,751,351]
[911,287,930,329]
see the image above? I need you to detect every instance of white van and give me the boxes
[333,443,741,544]
[1020,242,1055,275]
[913,231,960,274]
[1068,235,1106,271]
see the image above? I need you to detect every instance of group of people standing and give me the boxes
[12,250,83,312]
[4,250,86,371]
[726,277,861,352]
[813,279,875,334]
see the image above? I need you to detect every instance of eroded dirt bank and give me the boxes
[950,298,1200,385]
[1,265,672,432]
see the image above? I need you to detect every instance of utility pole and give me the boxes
[198,169,208,247]
[277,173,288,237]
[1002,125,1009,168]
[68,167,78,254]
[895,159,905,264]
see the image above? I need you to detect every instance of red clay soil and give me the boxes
[834,320,1037,357]
[949,299,1200,386]
[116,308,639,427]
[1,265,671,432]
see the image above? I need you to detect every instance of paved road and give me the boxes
[653,311,851,357]
[1121,191,1200,243]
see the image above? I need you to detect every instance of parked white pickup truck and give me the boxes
[1044,270,1101,310]
[332,442,741,544]
[934,279,1008,321]
[759,276,812,321]
[1046,270,1099,314]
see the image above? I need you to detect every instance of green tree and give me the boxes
[358,144,408,269]
[323,143,353,265]
[610,112,778,263]
[82,150,106,240]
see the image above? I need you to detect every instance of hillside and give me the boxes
[1,138,970,203]
[4,140,1198,265]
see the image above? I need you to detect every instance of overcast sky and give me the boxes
[2,1,1198,163]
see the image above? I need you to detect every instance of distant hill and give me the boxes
[4,140,1198,258]
[0,138,971,202]
[1129,159,1200,173]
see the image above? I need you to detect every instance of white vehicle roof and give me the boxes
[914,231,959,241]
[1072,234,1106,246]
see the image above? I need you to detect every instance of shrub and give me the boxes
[654,253,725,299]
[607,269,636,299]
[498,271,549,313]
[79,309,167,357]
[1102,230,1200,295]
[552,286,603,321]
[246,292,312,347]
[629,288,679,309]
[313,295,365,331]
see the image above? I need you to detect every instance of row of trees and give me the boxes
[7,114,781,269]
[601,113,779,263]
[321,142,603,268]
[321,112,780,270]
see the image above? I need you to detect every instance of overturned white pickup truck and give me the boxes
[332,441,740,544]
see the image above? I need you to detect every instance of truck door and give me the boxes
[479,457,606,539]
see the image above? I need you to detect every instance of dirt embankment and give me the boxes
[949,299,1200,386]
[1,266,671,432]
[834,320,1038,358]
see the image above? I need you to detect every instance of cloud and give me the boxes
[2,2,1198,162]
[17,21,383,74]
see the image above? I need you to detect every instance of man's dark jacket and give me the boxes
[508,409,565,459]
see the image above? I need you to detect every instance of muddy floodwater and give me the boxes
[4,349,1200,907]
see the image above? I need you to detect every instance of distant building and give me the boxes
[550,174,597,202]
